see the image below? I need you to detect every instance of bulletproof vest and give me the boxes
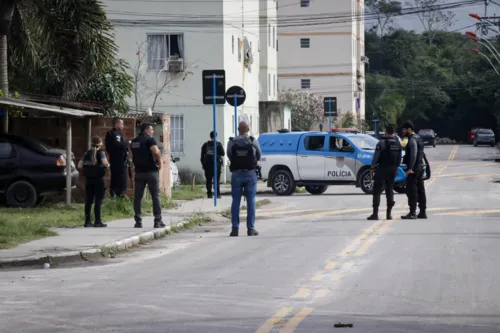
[131,134,158,172]
[403,134,424,168]
[230,137,257,171]
[203,141,221,168]
[379,136,402,166]
[82,149,105,179]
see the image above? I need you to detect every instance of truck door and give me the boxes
[297,134,326,180]
[324,135,357,181]
[0,138,18,191]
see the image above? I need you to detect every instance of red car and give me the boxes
[468,127,481,144]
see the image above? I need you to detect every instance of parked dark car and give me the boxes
[473,128,496,147]
[0,134,79,208]
[417,128,436,147]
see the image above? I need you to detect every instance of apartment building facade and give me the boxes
[277,0,366,126]
[104,0,278,181]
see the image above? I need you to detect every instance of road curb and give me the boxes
[0,221,191,269]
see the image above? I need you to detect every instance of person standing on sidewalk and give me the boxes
[367,124,402,221]
[227,121,261,237]
[130,122,165,228]
[78,136,110,228]
[401,121,427,219]
[105,118,129,198]
[200,131,225,199]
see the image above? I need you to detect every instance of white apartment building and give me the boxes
[277,0,366,125]
[104,0,278,181]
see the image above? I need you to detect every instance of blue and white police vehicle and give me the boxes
[257,129,409,195]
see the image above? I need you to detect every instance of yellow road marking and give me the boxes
[446,163,496,168]
[293,288,311,298]
[311,274,325,281]
[437,209,500,216]
[448,145,459,160]
[331,273,343,281]
[324,261,337,270]
[279,308,314,333]
[301,208,370,218]
[313,289,330,299]
[339,220,384,255]
[355,220,395,256]
[341,262,354,270]
[255,307,294,333]
[434,172,500,178]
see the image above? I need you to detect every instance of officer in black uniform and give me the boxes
[401,121,427,219]
[105,117,129,197]
[200,131,225,199]
[78,136,110,228]
[130,122,165,228]
[367,124,402,221]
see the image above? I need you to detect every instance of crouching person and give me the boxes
[78,136,110,228]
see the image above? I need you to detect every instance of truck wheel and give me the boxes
[6,180,38,208]
[305,185,328,195]
[394,184,406,194]
[271,170,296,196]
[359,169,374,194]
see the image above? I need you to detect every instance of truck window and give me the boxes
[329,136,353,152]
[304,135,325,151]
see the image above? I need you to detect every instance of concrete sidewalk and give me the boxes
[0,199,235,268]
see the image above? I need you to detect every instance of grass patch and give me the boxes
[220,199,272,217]
[295,187,307,193]
[0,195,174,250]
[171,185,206,201]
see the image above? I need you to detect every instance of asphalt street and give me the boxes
[1,144,500,333]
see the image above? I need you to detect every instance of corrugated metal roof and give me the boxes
[0,97,102,117]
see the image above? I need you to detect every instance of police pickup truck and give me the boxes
[257,130,409,195]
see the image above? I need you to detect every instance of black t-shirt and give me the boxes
[131,134,159,173]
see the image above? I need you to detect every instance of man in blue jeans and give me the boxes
[227,121,261,237]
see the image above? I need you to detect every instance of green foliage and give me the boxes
[3,0,132,114]
[366,29,500,141]
[279,88,325,131]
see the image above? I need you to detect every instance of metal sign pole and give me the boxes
[328,99,333,131]
[234,94,238,135]
[212,74,218,206]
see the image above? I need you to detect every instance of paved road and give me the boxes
[1,144,500,333]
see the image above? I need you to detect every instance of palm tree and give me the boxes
[1,0,117,99]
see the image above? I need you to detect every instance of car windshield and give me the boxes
[348,134,379,150]
[478,129,494,135]
[418,129,434,136]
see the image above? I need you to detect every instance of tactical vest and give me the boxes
[403,134,424,169]
[131,134,158,172]
[379,136,402,167]
[82,149,106,179]
[203,141,222,168]
[230,137,257,171]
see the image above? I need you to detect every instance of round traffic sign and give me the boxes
[225,86,246,107]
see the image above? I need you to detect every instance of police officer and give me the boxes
[105,117,129,197]
[227,121,261,237]
[130,122,165,228]
[367,124,402,221]
[78,136,110,228]
[401,121,427,219]
[200,131,225,199]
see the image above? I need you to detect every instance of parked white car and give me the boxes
[171,156,181,188]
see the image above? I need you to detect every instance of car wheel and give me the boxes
[271,169,296,196]
[474,141,478,147]
[304,185,328,195]
[6,180,38,208]
[359,169,374,194]
[394,184,406,194]
[433,143,436,148]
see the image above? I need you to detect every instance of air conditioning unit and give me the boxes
[167,58,184,72]
[361,56,369,64]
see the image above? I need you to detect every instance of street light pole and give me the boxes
[467,33,500,65]
[472,48,500,75]
[470,13,500,35]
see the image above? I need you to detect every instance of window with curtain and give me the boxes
[147,33,185,70]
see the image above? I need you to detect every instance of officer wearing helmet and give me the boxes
[367,124,402,220]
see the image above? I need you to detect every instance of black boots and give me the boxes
[367,206,379,220]
[417,210,427,219]
[386,201,395,220]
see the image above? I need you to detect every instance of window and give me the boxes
[300,0,310,7]
[300,38,310,48]
[301,79,310,89]
[478,129,494,135]
[232,35,234,54]
[269,25,271,47]
[273,74,276,96]
[273,26,276,49]
[0,141,13,159]
[269,73,271,95]
[170,115,184,153]
[147,33,184,70]
[304,136,325,151]
[330,137,354,152]
[238,38,241,62]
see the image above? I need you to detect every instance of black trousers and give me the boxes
[405,168,427,213]
[372,166,397,208]
[205,169,221,196]
[134,171,162,224]
[110,164,127,197]
[85,178,105,223]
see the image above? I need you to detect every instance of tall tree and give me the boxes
[365,0,402,36]
[413,0,456,44]
[279,89,325,131]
